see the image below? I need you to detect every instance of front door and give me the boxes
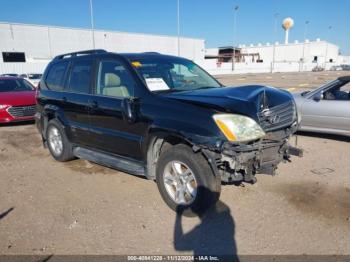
[301,81,350,132]
[88,58,144,160]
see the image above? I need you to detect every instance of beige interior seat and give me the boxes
[103,73,129,97]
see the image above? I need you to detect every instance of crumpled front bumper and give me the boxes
[210,125,303,183]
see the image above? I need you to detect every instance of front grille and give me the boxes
[257,101,296,132]
[7,105,36,117]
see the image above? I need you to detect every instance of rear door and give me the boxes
[88,57,144,160]
[63,58,95,146]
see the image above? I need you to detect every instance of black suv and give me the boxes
[36,50,302,215]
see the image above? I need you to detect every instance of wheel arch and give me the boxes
[41,105,68,140]
[144,129,220,180]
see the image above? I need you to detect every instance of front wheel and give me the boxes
[156,144,221,216]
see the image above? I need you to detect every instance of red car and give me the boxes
[0,77,36,123]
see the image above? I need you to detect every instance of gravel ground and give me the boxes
[0,71,349,256]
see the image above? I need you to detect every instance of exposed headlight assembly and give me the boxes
[213,114,265,142]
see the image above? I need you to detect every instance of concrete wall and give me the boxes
[339,55,350,64]
[200,59,339,75]
[0,22,205,74]
[240,40,340,64]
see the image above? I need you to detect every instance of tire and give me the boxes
[46,119,74,162]
[156,144,221,217]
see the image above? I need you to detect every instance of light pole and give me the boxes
[324,26,332,69]
[232,5,239,72]
[301,20,309,71]
[177,0,180,56]
[271,12,279,73]
[89,0,95,49]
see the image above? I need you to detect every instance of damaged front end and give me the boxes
[169,84,303,184]
[204,98,303,184]
[221,124,302,183]
[204,124,302,184]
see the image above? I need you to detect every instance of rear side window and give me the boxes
[68,59,93,94]
[46,61,69,91]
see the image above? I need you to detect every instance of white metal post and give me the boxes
[47,26,52,58]
[324,26,332,69]
[89,0,95,49]
[301,21,309,72]
[177,0,180,56]
[271,13,279,73]
[232,6,239,72]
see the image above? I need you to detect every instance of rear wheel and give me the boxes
[46,119,74,162]
[156,144,221,216]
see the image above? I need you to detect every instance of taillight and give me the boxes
[35,83,40,99]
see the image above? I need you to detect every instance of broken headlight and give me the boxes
[213,114,265,142]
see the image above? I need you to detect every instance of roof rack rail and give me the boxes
[54,49,107,60]
[142,52,161,54]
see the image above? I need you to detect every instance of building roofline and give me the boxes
[0,21,204,42]
[237,40,339,49]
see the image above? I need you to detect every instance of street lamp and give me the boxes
[232,5,239,72]
[89,0,95,49]
[304,20,310,40]
[271,12,279,73]
[324,25,332,69]
[177,0,180,56]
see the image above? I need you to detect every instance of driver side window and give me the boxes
[96,60,135,98]
[323,82,350,101]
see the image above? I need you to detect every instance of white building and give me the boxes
[203,39,348,75]
[239,39,339,65]
[0,22,205,74]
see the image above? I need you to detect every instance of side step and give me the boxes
[73,147,146,176]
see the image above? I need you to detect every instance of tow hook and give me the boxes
[243,165,257,184]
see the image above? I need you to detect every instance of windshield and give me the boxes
[130,57,221,92]
[0,79,34,92]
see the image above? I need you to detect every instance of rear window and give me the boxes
[46,61,69,91]
[0,79,34,92]
[68,59,93,94]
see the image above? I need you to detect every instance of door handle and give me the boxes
[88,100,98,109]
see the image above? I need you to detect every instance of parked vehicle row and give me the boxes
[0,76,36,123]
[293,76,350,136]
[0,73,42,87]
[19,73,42,87]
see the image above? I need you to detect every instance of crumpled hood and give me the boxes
[164,85,294,121]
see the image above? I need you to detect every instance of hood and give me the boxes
[164,85,293,121]
[0,91,36,106]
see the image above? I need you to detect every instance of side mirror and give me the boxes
[121,97,139,123]
[313,92,322,102]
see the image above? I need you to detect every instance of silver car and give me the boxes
[293,76,350,136]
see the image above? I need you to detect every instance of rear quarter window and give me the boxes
[45,61,69,91]
[68,59,93,94]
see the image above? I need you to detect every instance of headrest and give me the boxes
[105,73,121,87]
